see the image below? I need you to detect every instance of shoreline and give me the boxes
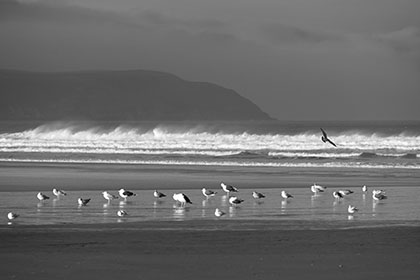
[1,161,419,192]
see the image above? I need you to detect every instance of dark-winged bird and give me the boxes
[320,128,337,147]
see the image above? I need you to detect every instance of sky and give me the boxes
[1,0,419,120]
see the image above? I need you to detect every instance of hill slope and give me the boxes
[0,70,272,121]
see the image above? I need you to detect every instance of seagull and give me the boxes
[372,190,387,201]
[221,182,238,196]
[202,188,217,199]
[154,190,166,199]
[118,188,137,200]
[173,193,193,207]
[332,191,344,199]
[7,212,19,221]
[102,191,118,203]
[37,192,50,201]
[78,198,91,206]
[362,185,368,192]
[311,184,327,194]
[52,188,67,197]
[215,208,226,217]
[117,210,128,217]
[252,191,265,199]
[338,189,354,196]
[229,196,244,206]
[281,190,293,199]
[320,128,337,147]
[348,205,358,214]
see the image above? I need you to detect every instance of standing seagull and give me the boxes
[311,184,327,194]
[320,128,337,147]
[53,188,67,197]
[338,189,354,196]
[333,191,344,199]
[173,193,193,207]
[221,182,238,196]
[281,190,293,199]
[78,197,91,206]
[7,212,19,221]
[117,210,128,217]
[102,191,118,203]
[37,192,50,201]
[252,191,265,199]
[348,205,359,214]
[153,190,166,199]
[118,188,137,201]
[362,185,368,192]
[202,188,217,199]
[229,196,244,206]
[214,208,226,217]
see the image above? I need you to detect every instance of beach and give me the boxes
[0,162,420,279]
[1,222,419,280]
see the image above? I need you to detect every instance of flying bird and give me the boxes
[37,192,50,201]
[78,197,91,206]
[173,193,193,207]
[118,188,137,200]
[320,128,337,147]
[153,190,166,199]
[202,188,217,199]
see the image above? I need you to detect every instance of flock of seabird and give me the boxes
[6,182,387,223]
[6,128,388,223]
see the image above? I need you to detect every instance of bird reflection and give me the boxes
[221,195,228,207]
[229,206,236,218]
[348,215,355,221]
[173,205,187,220]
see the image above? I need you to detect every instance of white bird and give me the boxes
[362,185,368,192]
[311,184,326,194]
[338,189,354,196]
[215,208,226,217]
[202,188,217,199]
[221,182,238,195]
[7,212,19,221]
[348,205,358,214]
[153,190,166,199]
[117,210,128,217]
[118,188,136,200]
[173,193,193,207]
[372,190,387,201]
[281,190,293,199]
[332,191,344,199]
[78,197,91,206]
[102,191,118,203]
[52,188,67,197]
[252,191,265,199]
[37,192,50,201]
[229,196,244,206]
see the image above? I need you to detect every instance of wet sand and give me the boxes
[1,222,419,280]
[1,162,419,279]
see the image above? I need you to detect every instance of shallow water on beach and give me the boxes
[1,186,419,228]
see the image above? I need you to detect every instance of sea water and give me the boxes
[0,120,419,169]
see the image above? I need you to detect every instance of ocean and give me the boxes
[0,120,419,169]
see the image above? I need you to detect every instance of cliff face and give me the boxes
[0,70,272,121]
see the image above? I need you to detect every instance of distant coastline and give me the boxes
[0,69,272,121]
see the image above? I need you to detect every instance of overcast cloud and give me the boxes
[1,0,419,120]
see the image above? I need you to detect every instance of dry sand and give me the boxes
[0,222,419,280]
